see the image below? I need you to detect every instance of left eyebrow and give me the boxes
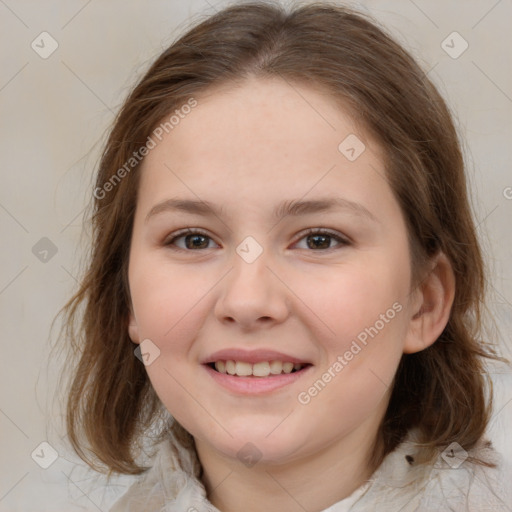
[273,197,379,224]
[145,196,379,224]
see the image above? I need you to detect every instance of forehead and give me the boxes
[138,77,396,218]
[149,77,361,162]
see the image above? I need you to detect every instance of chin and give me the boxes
[193,419,310,467]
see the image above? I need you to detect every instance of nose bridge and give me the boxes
[229,236,275,297]
[215,236,289,327]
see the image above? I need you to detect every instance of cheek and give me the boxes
[296,272,407,435]
[302,260,409,415]
[292,258,409,352]
[128,261,213,423]
[129,255,213,342]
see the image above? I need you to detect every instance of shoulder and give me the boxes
[109,436,218,512]
[350,435,511,511]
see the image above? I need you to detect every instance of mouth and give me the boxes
[202,349,313,393]
[206,360,311,377]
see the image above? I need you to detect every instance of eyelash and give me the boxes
[163,228,350,252]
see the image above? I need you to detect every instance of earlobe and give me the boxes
[403,252,455,354]
[128,313,140,344]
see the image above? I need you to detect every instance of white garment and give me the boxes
[110,430,511,512]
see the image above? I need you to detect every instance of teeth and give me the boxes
[235,361,252,376]
[282,362,294,374]
[225,360,236,375]
[269,360,283,374]
[213,360,305,377]
[253,361,270,377]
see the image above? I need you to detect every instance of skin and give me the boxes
[128,77,455,512]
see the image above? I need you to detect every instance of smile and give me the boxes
[210,360,308,377]
[202,349,312,393]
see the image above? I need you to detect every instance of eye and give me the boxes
[164,229,219,251]
[293,229,350,251]
[163,228,349,252]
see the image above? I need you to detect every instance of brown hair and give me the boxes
[60,0,501,475]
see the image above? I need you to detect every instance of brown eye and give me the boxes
[183,234,210,249]
[165,230,219,251]
[294,229,349,251]
[306,233,332,249]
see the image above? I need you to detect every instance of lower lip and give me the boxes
[203,364,311,394]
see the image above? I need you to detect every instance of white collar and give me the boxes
[110,429,507,512]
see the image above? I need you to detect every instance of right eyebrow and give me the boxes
[145,198,222,223]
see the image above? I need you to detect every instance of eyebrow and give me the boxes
[145,196,379,224]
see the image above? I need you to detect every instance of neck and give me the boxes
[196,423,379,512]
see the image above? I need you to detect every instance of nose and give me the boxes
[214,247,290,331]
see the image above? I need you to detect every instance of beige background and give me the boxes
[1,0,511,510]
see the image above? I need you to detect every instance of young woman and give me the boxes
[62,2,509,510]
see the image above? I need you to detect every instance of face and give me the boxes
[128,77,419,467]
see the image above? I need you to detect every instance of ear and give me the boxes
[403,251,455,354]
[128,312,141,344]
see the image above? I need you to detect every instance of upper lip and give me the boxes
[203,349,311,365]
